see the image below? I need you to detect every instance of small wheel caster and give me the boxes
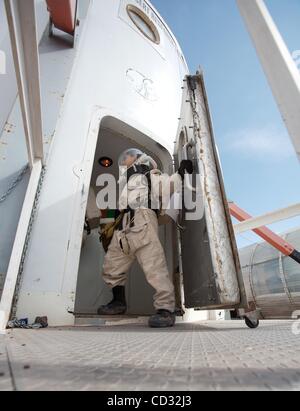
[245,316,259,329]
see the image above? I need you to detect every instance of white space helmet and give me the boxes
[118,148,143,167]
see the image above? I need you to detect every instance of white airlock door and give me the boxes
[174,73,248,310]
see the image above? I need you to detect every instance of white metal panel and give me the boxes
[5,0,44,166]
[192,75,241,306]
[0,0,48,135]
[237,0,300,161]
[0,0,45,333]
[15,0,189,325]
[0,0,17,135]
[0,1,85,281]
[0,160,42,334]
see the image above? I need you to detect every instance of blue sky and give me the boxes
[152,0,300,248]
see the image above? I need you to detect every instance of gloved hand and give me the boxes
[178,160,194,180]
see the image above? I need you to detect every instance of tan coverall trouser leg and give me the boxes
[102,209,175,312]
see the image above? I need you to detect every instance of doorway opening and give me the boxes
[74,116,180,320]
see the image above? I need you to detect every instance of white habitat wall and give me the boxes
[15,0,190,325]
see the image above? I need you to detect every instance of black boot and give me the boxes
[97,286,127,315]
[148,310,176,328]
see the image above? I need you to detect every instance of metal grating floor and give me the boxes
[0,320,300,391]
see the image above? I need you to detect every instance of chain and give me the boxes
[10,166,46,320]
[0,165,30,204]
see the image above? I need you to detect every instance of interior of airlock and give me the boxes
[74,117,181,317]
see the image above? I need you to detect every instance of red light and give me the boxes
[99,157,113,168]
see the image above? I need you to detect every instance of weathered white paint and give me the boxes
[234,203,300,234]
[1,0,243,327]
[0,0,48,136]
[0,160,42,334]
[15,0,189,325]
[174,75,243,310]
[0,1,45,334]
[237,0,300,161]
[193,75,240,305]
[5,0,44,166]
[0,0,92,320]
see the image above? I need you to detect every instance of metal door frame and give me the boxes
[0,1,44,334]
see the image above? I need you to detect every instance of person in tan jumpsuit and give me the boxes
[97,148,193,328]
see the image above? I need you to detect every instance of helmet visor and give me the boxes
[118,148,143,167]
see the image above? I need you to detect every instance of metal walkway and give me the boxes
[0,320,300,391]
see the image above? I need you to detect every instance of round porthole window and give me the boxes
[127,5,160,44]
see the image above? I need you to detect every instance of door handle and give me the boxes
[182,141,196,193]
